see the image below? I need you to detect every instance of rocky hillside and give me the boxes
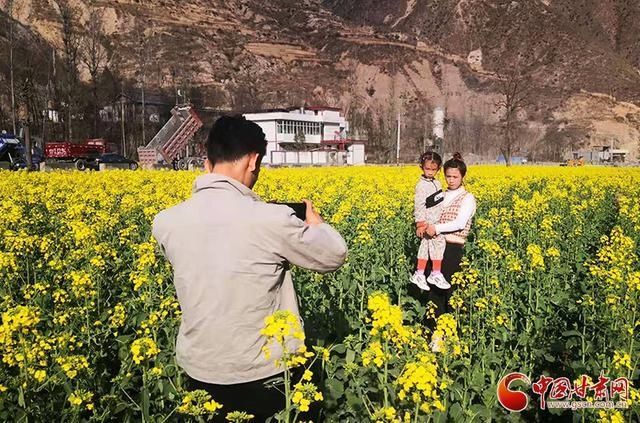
[1,0,640,161]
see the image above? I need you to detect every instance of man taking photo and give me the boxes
[152,115,347,421]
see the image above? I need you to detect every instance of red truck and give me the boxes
[45,139,117,170]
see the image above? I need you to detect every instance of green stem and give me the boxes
[284,365,291,423]
[383,338,389,408]
[627,306,637,380]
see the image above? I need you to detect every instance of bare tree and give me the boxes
[495,67,533,166]
[537,122,589,162]
[131,20,152,150]
[228,65,263,112]
[57,0,81,141]
[401,93,432,159]
[16,42,49,168]
[80,9,110,137]
[7,0,17,134]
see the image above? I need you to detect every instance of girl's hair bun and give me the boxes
[452,152,463,162]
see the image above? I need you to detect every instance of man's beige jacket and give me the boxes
[152,173,347,384]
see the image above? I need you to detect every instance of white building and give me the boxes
[243,106,366,166]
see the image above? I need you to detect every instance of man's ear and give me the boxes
[248,152,260,173]
[205,158,213,173]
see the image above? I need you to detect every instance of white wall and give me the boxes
[265,141,278,164]
[271,151,285,165]
[312,151,327,164]
[347,143,365,165]
[266,147,365,166]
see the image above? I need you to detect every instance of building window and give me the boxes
[276,120,321,136]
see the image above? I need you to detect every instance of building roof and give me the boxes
[242,107,291,114]
[244,111,346,124]
[287,105,342,112]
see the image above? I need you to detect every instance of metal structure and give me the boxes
[1,132,42,170]
[137,104,203,169]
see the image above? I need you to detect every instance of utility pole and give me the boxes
[141,74,146,146]
[396,112,401,165]
[120,95,126,156]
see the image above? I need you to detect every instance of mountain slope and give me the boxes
[1,0,640,160]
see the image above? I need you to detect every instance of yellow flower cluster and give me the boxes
[177,390,223,416]
[108,303,126,332]
[68,389,94,411]
[226,411,256,422]
[396,354,445,412]
[69,270,95,298]
[588,227,635,286]
[526,244,545,271]
[362,340,389,368]
[448,294,466,311]
[367,292,412,345]
[477,239,505,258]
[260,310,312,368]
[291,375,323,412]
[545,247,561,258]
[0,305,40,339]
[618,194,640,233]
[431,314,464,357]
[0,251,17,273]
[56,354,89,379]
[0,305,43,370]
[450,264,479,288]
[130,337,160,364]
[372,406,402,423]
[598,409,625,423]
[613,351,632,371]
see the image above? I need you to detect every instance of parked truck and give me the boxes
[137,104,203,169]
[44,138,117,170]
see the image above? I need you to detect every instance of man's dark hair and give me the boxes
[206,115,267,164]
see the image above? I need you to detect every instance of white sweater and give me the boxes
[434,186,477,235]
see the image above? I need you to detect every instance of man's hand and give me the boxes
[303,199,323,225]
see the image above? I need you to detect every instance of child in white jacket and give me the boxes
[411,152,451,291]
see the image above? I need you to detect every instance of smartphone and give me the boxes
[271,202,307,220]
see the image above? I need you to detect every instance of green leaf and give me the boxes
[468,404,491,419]
[326,378,345,399]
[346,349,355,364]
[449,402,463,419]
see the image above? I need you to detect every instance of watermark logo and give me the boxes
[497,372,530,412]
[497,372,629,412]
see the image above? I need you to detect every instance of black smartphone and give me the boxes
[271,202,307,220]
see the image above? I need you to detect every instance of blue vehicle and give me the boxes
[0,131,42,170]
